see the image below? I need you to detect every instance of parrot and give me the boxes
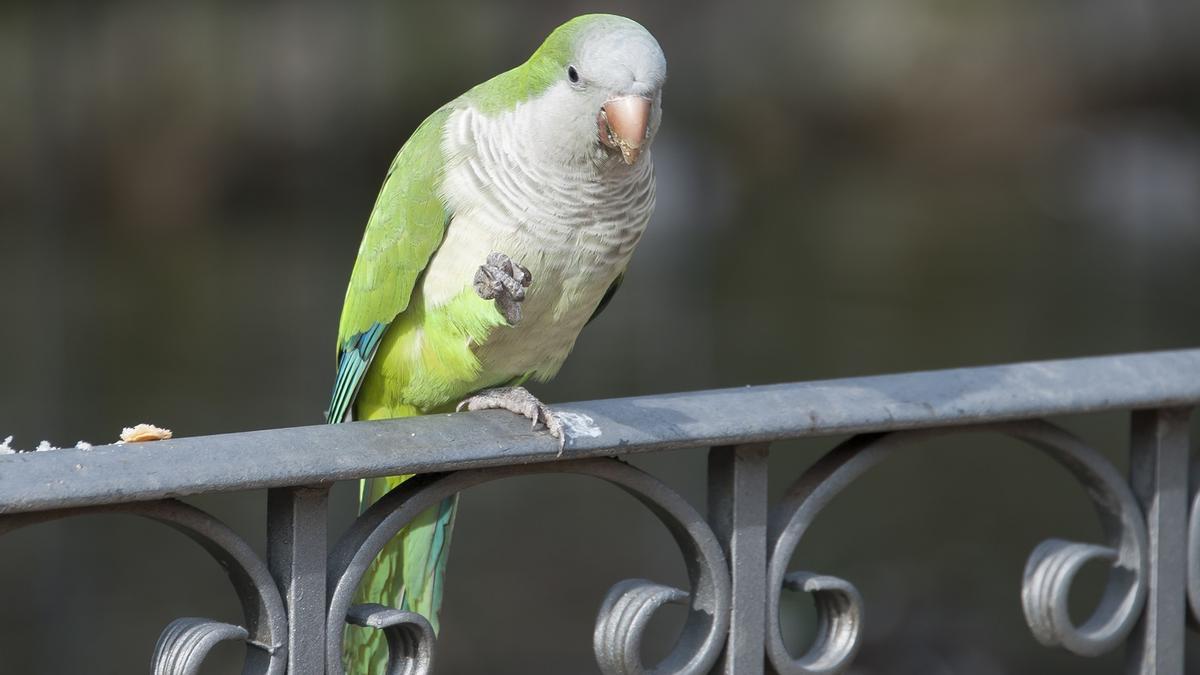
[326,13,666,673]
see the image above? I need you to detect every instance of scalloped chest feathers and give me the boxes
[419,105,656,383]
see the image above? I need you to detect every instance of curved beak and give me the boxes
[599,95,652,165]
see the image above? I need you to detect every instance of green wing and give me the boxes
[327,107,453,423]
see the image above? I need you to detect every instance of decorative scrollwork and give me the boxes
[346,604,435,675]
[779,572,862,673]
[151,617,250,675]
[765,421,1148,674]
[0,500,287,675]
[1008,422,1147,656]
[326,458,730,675]
[593,579,689,675]
[1020,538,1133,654]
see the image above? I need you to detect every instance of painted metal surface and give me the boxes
[2,348,1198,515]
[0,349,1196,673]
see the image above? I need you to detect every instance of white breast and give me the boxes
[420,102,655,383]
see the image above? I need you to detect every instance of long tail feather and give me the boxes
[343,474,459,675]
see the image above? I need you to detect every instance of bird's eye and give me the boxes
[567,65,580,83]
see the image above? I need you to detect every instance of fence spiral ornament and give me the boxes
[151,618,251,675]
[345,604,436,675]
[1007,422,1147,655]
[593,579,690,675]
[1020,538,1135,655]
[765,422,1148,674]
[326,458,731,675]
[778,572,863,674]
[0,500,287,675]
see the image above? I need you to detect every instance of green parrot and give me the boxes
[327,13,667,673]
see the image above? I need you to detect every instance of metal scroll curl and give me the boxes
[0,500,287,675]
[345,604,436,675]
[326,458,731,675]
[765,421,1148,674]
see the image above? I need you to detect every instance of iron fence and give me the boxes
[1,349,1197,674]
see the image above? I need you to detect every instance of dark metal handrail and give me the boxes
[2,348,1197,514]
[1,348,1196,674]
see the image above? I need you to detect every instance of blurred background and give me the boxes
[1,1,1199,673]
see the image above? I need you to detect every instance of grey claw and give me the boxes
[473,267,502,300]
[498,298,522,326]
[484,251,508,269]
[548,415,566,456]
[511,262,532,288]
[474,252,532,326]
[456,386,568,453]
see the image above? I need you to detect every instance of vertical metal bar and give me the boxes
[267,485,330,675]
[1126,407,1192,675]
[708,443,770,674]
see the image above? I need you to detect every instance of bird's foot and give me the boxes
[456,386,566,454]
[473,252,532,325]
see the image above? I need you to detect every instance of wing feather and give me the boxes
[326,107,454,423]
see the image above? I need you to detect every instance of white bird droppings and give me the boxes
[554,412,601,439]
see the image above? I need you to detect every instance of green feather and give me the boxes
[333,13,643,674]
[336,106,453,349]
[333,102,464,674]
[463,14,627,114]
[333,92,506,675]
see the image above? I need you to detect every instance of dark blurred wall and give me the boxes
[1,1,1198,673]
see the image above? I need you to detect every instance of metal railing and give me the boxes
[1,349,1198,674]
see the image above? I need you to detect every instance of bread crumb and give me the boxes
[120,424,173,443]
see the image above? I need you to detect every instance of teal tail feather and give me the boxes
[343,475,459,675]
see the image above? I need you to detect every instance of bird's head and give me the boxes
[521,15,666,168]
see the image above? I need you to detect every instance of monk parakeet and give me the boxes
[327,13,666,673]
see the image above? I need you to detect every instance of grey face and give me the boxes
[568,18,667,165]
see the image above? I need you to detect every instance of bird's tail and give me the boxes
[343,474,459,675]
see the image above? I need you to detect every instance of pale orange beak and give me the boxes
[599,95,652,165]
